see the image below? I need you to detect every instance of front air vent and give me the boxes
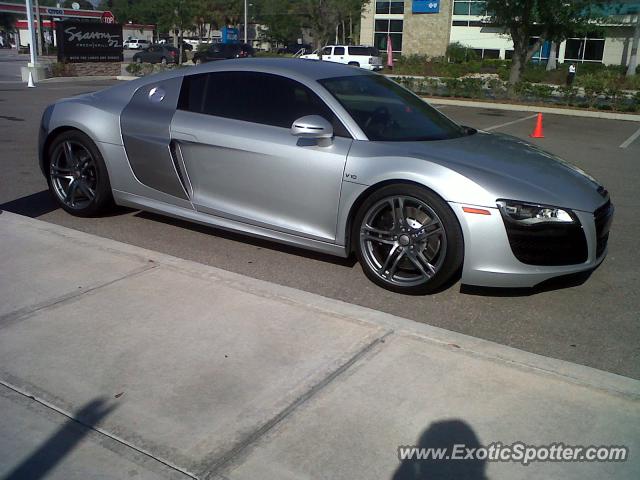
[169,141,192,199]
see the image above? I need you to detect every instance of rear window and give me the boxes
[348,47,379,56]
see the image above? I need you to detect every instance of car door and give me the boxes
[146,45,160,63]
[332,46,345,64]
[170,71,353,242]
[321,46,333,62]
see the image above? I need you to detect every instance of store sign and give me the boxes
[101,11,115,24]
[221,26,239,44]
[46,8,64,15]
[412,0,440,13]
[56,21,123,62]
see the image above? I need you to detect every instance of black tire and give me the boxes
[135,56,142,64]
[160,56,167,65]
[348,61,360,67]
[353,184,463,294]
[46,130,114,217]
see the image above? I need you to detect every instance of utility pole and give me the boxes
[34,0,43,56]
[25,0,38,66]
[244,0,248,44]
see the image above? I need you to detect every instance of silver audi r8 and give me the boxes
[39,58,613,294]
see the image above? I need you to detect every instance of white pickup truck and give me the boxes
[299,45,383,71]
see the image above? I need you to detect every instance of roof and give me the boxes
[194,57,374,81]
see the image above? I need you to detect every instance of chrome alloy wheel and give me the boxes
[359,196,447,287]
[50,140,98,210]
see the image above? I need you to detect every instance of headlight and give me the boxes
[496,200,576,225]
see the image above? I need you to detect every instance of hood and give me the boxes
[399,130,607,212]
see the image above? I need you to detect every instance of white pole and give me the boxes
[25,0,38,66]
[244,0,248,44]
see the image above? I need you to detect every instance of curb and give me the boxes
[426,97,640,121]
[2,211,639,400]
[38,75,118,83]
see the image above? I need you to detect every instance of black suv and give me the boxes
[193,43,255,64]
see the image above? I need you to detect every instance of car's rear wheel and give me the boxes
[348,61,360,67]
[194,57,202,65]
[354,184,463,294]
[160,56,167,65]
[47,131,114,217]
[135,56,142,64]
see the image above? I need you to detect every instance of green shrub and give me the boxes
[459,78,484,98]
[125,62,143,76]
[446,42,477,63]
[558,85,578,105]
[577,73,606,106]
[487,78,507,97]
[529,83,555,100]
[521,64,548,83]
[443,78,462,96]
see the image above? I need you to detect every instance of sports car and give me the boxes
[38,58,613,294]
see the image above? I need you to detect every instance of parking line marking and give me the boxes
[619,126,640,149]
[483,113,539,131]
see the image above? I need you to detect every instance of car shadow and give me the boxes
[0,191,59,217]
[392,418,487,480]
[3,397,117,480]
[134,210,359,268]
[460,269,594,297]
[0,190,133,218]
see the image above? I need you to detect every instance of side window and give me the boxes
[334,47,345,55]
[178,72,351,138]
[322,46,333,55]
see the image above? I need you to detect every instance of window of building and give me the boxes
[453,1,487,16]
[375,1,404,14]
[564,35,604,63]
[177,72,350,136]
[483,49,500,59]
[374,19,403,53]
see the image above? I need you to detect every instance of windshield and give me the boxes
[319,75,465,141]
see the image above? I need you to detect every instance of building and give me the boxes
[360,0,640,66]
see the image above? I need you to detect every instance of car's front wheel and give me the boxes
[46,130,114,217]
[354,184,463,294]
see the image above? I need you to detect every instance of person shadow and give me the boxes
[392,419,487,480]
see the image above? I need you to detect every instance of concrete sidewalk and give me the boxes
[0,211,638,480]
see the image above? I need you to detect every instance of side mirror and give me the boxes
[291,115,333,146]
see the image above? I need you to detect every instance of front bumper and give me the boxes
[450,201,613,288]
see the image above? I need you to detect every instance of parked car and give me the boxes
[132,44,186,64]
[277,43,312,55]
[192,43,255,64]
[123,38,151,50]
[38,58,613,294]
[158,38,194,51]
[300,45,382,71]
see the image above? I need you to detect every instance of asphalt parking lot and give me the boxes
[1,77,639,379]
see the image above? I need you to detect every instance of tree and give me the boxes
[486,0,600,92]
[157,0,197,63]
[300,0,369,50]
[253,0,304,45]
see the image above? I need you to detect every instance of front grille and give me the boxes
[502,221,588,266]
[594,200,614,258]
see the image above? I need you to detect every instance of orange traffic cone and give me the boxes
[529,113,544,138]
